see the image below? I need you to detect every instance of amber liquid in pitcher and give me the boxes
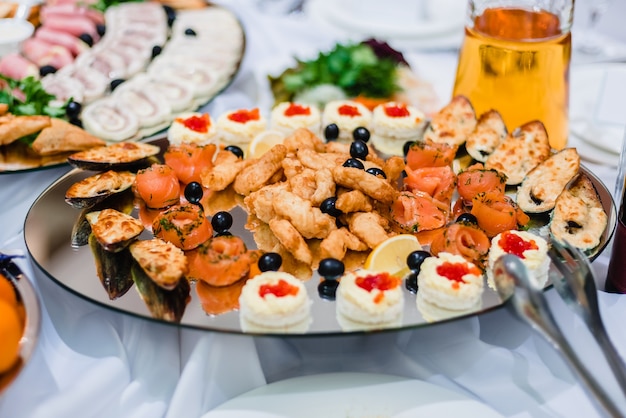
[452,7,571,149]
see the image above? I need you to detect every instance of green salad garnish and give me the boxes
[0,75,67,118]
[269,39,408,106]
[91,0,143,13]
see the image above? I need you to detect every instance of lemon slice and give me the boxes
[247,130,286,159]
[364,234,422,278]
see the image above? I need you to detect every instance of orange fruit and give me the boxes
[0,300,22,373]
[0,274,17,308]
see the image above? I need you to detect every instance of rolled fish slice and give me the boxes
[81,97,140,142]
[112,80,172,129]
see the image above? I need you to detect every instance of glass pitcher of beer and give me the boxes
[452,0,574,150]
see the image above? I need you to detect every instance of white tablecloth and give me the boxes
[1,1,626,417]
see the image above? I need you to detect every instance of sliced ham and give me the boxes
[35,26,90,57]
[40,3,105,26]
[42,14,98,40]
[0,53,39,80]
[21,38,73,69]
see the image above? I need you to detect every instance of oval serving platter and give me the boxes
[0,2,245,174]
[23,135,617,336]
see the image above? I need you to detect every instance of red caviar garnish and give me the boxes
[436,261,480,289]
[338,105,361,117]
[176,114,211,133]
[284,103,311,116]
[384,104,410,117]
[355,272,400,303]
[259,279,299,298]
[228,108,260,124]
[499,231,537,258]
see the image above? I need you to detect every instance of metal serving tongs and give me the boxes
[493,255,625,418]
[549,240,626,396]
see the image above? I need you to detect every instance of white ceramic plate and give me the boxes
[304,0,464,51]
[569,63,626,157]
[204,372,504,418]
[327,0,464,39]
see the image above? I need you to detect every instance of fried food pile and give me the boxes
[201,128,405,277]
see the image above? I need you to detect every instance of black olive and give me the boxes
[258,252,282,272]
[318,258,345,280]
[110,79,125,91]
[342,158,364,170]
[405,271,419,293]
[352,126,370,142]
[403,141,415,157]
[456,213,478,226]
[96,24,106,37]
[318,280,339,300]
[400,170,407,178]
[162,5,176,27]
[406,250,432,272]
[224,145,244,159]
[215,231,232,237]
[211,211,233,234]
[324,123,339,141]
[365,167,386,179]
[65,101,82,119]
[39,65,57,77]
[69,117,83,128]
[151,45,162,59]
[184,181,203,204]
[184,28,197,36]
[78,33,94,47]
[320,197,342,218]
[349,140,368,160]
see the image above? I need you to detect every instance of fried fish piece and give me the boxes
[332,166,399,203]
[200,150,247,191]
[32,118,106,156]
[283,127,326,153]
[234,144,287,195]
[272,189,336,239]
[383,155,406,182]
[244,181,290,224]
[297,148,344,171]
[310,168,335,206]
[347,211,393,249]
[282,154,305,179]
[288,168,318,201]
[269,218,313,265]
[335,189,373,213]
[0,114,51,146]
[319,227,368,260]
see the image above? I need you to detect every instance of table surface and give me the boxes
[1,1,626,417]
